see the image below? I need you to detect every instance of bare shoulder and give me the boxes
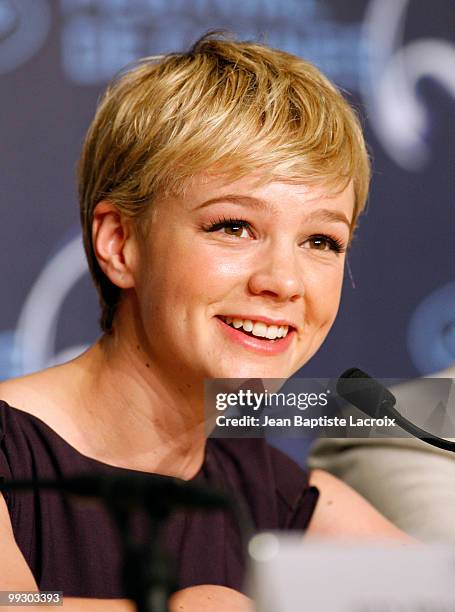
[0,362,79,424]
[307,469,414,542]
[1,368,57,412]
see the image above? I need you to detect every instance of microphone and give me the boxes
[0,471,254,570]
[0,472,231,513]
[337,368,455,453]
[0,471,254,612]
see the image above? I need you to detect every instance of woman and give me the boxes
[0,33,411,611]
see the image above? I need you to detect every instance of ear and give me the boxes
[91,201,137,289]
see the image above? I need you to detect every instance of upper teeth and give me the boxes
[222,317,289,340]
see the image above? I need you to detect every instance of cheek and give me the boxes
[174,245,248,299]
[305,264,345,322]
[139,241,245,314]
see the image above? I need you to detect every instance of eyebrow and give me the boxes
[195,194,352,229]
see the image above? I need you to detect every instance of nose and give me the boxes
[247,240,305,302]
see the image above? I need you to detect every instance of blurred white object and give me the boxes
[248,534,455,612]
[13,234,89,375]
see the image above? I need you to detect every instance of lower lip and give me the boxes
[215,317,295,355]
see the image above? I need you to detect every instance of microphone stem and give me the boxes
[384,403,455,453]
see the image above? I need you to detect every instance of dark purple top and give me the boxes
[0,400,318,598]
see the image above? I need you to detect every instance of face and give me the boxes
[131,173,354,384]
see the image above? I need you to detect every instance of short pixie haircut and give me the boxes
[78,32,371,333]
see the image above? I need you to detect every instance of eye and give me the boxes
[203,217,253,239]
[303,235,346,253]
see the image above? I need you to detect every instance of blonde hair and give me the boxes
[78,32,371,332]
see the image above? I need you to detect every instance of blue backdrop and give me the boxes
[1,0,454,384]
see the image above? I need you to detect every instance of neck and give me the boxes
[69,322,207,479]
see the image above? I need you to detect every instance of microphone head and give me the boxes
[339,367,367,380]
[336,368,396,418]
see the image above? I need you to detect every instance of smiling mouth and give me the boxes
[217,315,292,341]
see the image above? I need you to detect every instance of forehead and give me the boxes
[175,172,355,223]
